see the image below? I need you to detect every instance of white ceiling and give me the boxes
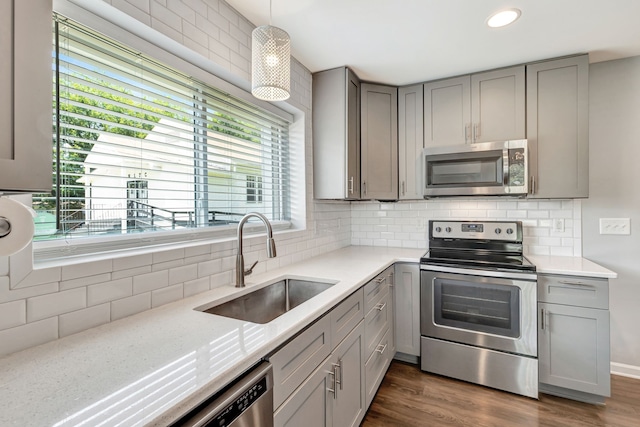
[225,0,640,85]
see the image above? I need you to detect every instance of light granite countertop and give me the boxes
[0,247,616,426]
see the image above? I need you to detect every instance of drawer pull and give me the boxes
[375,302,387,311]
[328,365,338,399]
[540,308,545,331]
[558,280,594,288]
[375,343,387,355]
[375,276,387,284]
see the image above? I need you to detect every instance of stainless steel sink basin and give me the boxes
[197,277,336,324]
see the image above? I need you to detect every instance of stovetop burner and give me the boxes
[420,220,536,273]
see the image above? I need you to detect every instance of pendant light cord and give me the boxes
[269,0,272,25]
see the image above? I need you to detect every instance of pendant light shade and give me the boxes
[251,25,291,101]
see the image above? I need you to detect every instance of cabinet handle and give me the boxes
[389,272,394,287]
[335,359,343,390]
[464,124,470,144]
[375,301,387,311]
[375,276,387,284]
[530,175,536,194]
[348,176,354,195]
[375,343,387,355]
[363,181,367,196]
[328,365,338,399]
[472,123,477,142]
[540,308,545,330]
[558,280,593,288]
[401,181,405,196]
[476,123,480,140]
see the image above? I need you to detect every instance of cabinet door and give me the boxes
[398,85,424,199]
[274,356,333,427]
[538,302,610,396]
[393,263,420,357]
[312,67,360,200]
[424,76,470,147]
[332,322,366,427]
[471,66,525,143]
[527,56,589,198]
[361,83,398,200]
[0,0,52,192]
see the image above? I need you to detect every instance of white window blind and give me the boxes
[33,16,291,242]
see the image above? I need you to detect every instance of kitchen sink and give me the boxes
[196,277,336,324]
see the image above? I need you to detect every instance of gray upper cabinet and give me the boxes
[527,55,589,198]
[0,0,52,193]
[423,66,525,147]
[471,66,526,143]
[313,67,361,200]
[398,85,424,200]
[361,83,398,200]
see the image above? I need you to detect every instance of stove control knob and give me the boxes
[435,227,442,233]
[495,228,502,234]
[445,227,452,233]
[506,228,514,235]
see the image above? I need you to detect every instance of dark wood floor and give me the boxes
[362,361,640,427]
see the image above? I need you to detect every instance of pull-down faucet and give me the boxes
[236,212,277,287]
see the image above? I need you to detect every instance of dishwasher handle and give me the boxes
[173,361,273,427]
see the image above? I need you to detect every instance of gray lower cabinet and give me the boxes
[393,263,420,361]
[312,66,361,200]
[0,0,52,193]
[526,55,589,198]
[398,84,424,200]
[360,83,398,200]
[274,322,365,427]
[537,274,611,402]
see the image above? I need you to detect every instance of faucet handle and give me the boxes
[244,260,259,276]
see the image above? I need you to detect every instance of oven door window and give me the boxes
[433,277,520,338]
[426,150,503,187]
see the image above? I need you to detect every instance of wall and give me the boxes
[0,0,351,357]
[583,56,640,375]
[351,199,582,256]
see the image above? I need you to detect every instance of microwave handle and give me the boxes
[503,150,510,185]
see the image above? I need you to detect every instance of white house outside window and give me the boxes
[33,16,291,241]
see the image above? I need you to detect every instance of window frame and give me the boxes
[30,1,306,265]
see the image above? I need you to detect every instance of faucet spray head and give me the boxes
[267,237,277,258]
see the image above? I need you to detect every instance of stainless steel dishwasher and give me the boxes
[174,362,273,427]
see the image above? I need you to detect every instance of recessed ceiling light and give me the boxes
[487,8,521,28]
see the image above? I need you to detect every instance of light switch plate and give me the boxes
[599,218,631,235]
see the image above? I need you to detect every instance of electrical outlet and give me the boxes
[599,218,631,235]
[553,218,564,232]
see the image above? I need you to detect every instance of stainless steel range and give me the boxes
[420,220,538,398]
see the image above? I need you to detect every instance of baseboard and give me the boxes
[611,362,640,379]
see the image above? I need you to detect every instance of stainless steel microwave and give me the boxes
[423,140,528,197]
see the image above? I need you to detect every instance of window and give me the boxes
[33,16,291,242]
[246,176,263,203]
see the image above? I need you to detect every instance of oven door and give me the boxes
[420,267,537,357]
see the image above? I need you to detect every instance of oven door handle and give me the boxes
[420,264,537,281]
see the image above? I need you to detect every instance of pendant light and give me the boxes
[251,0,291,101]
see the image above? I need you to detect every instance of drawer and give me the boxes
[364,267,392,313]
[364,327,392,408]
[538,274,609,309]
[270,314,332,410]
[364,291,390,360]
[331,288,365,348]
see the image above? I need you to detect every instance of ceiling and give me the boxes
[225,0,640,85]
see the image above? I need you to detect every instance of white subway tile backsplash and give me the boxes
[27,288,87,323]
[60,273,112,291]
[198,258,222,278]
[112,265,153,280]
[169,264,198,285]
[113,253,152,271]
[133,270,169,294]
[111,293,151,321]
[88,278,133,306]
[152,248,185,264]
[62,259,112,281]
[183,277,210,297]
[152,284,184,307]
[0,318,58,357]
[152,259,185,272]
[0,300,26,331]
[59,304,111,338]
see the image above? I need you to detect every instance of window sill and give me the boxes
[33,221,294,269]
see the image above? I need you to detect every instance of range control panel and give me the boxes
[430,220,521,241]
